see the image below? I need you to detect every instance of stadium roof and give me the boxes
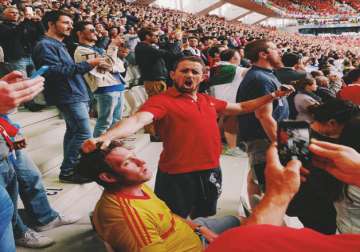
[146,0,281,25]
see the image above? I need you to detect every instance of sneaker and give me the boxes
[223,147,248,157]
[59,173,92,184]
[34,214,81,232]
[16,229,55,248]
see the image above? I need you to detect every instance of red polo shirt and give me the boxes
[139,88,227,174]
[338,84,360,105]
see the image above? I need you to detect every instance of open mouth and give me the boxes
[184,79,193,88]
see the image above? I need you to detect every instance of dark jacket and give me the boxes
[275,67,306,85]
[0,19,44,61]
[135,41,182,82]
[32,36,93,105]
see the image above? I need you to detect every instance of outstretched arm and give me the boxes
[82,111,154,152]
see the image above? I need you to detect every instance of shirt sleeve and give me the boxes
[138,95,168,120]
[207,95,228,113]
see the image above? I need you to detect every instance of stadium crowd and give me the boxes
[1,0,360,251]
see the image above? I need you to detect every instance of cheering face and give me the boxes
[105,147,152,185]
[266,42,283,69]
[171,60,204,94]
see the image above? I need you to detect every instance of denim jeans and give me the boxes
[14,150,58,225]
[93,92,124,138]
[0,185,15,252]
[0,158,28,238]
[57,102,92,175]
[8,56,35,77]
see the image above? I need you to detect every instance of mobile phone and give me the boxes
[280,85,293,92]
[277,120,311,166]
[30,66,49,79]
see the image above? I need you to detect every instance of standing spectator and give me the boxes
[74,21,126,138]
[275,52,306,85]
[135,27,182,137]
[0,6,45,111]
[236,39,290,195]
[209,49,247,157]
[294,76,321,122]
[83,56,291,219]
[33,11,103,183]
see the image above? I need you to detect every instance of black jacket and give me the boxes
[135,41,182,82]
[275,67,306,85]
[0,19,44,61]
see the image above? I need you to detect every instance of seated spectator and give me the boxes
[294,76,321,122]
[76,142,240,251]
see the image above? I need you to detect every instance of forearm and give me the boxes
[258,115,277,142]
[99,112,153,142]
[243,195,289,226]
[236,94,274,115]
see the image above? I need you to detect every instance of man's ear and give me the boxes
[259,51,268,60]
[170,70,175,81]
[99,172,118,184]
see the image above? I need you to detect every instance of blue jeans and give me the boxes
[57,102,92,175]
[0,158,28,238]
[14,150,58,225]
[8,56,35,77]
[93,92,124,138]
[0,185,15,252]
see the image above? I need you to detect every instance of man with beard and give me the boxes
[236,39,290,197]
[82,56,292,219]
[33,11,104,183]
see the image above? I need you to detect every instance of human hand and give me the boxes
[309,139,360,187]
[82,136,111,153]
[199,226,218,243]
[265,144,302,205]
[0,72,44,114]
[274,85,295,98]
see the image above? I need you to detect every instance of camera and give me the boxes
[277,120,311,166]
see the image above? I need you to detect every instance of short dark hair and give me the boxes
[75,141,125,190]
[42,10,73,30]
[173,56,205,71]
[244,39,270,63]
[309,98,359,124]
[220,49,237,62]
[73,21,93,34]
[282,53,301,67]
[137,27,155,41]
[208,45,225,58]
[343,68,360,85]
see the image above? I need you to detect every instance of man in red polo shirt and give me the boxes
[82,56,292,219]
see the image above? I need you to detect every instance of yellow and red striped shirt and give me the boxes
[92,185,202,252]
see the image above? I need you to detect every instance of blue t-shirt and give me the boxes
[236,66,289,141]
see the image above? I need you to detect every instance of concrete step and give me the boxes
[9,107,60,128]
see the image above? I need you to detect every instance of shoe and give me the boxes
[34,214,81,232]
[16,229,55,248]
[59,173,92,184]
[24,102,46,112]
[222,147,248,157]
